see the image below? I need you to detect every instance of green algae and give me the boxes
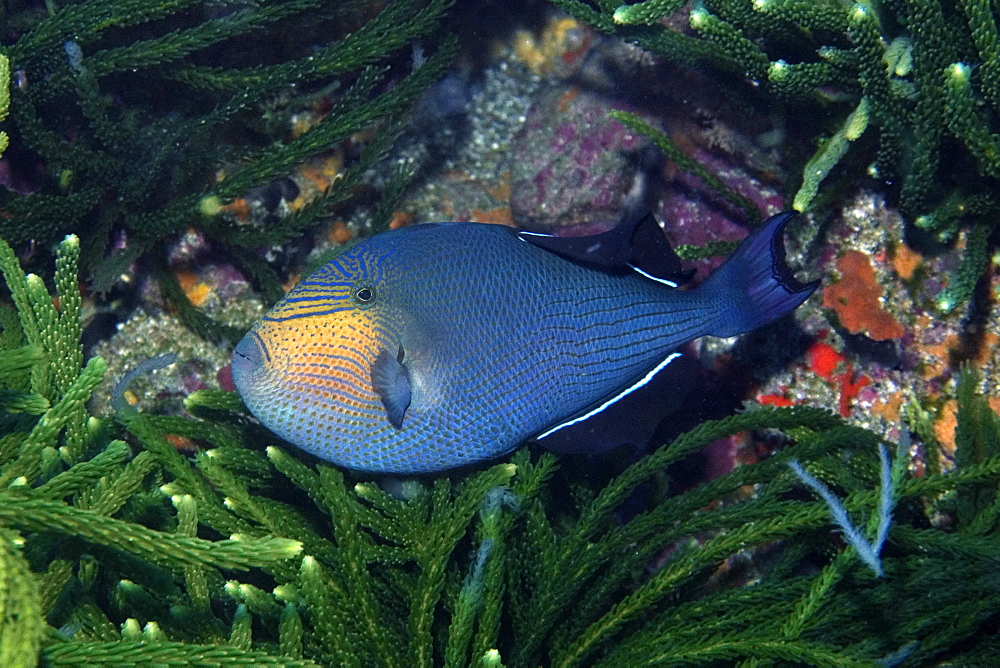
[555,0,1000,315]
[0,0,456,339]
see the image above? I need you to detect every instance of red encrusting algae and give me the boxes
[756,340,872,417]
[822,250,905,340]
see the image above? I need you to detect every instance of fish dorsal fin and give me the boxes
[371,345,411,429]
[517,214,693,285]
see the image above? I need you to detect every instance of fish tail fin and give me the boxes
[699,212,819,338]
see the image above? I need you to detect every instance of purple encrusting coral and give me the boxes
[510,86,651,232]
[658,146,786,280]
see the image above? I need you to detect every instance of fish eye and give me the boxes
[351,284,377,308]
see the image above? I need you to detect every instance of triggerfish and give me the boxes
[232,212,817,473]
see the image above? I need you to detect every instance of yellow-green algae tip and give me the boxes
[273,584,297,602]
[768,59,789,81]
[845,98,869,140]
[0,54,8,157]
[25,273,46,292]
[143,621,166,641]
[948,62,972,84]
[199,194,223,216]
[792,97,869,212]
[121,618,142,638]
[612,1,676,25]
[935,293,955,313]
[689,7,709,29]
[480,649,504,667]
[884,36,913,77]
[160,482,183,496]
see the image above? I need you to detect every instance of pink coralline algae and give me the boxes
[657,146,786,281]
[509,86,650,232]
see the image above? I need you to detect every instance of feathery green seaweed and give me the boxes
[0,53,9,159]
[609,110,760,224]
[557,0,1000,313]
[0,0,456,340]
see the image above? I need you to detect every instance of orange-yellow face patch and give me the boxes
[254,309,383,416]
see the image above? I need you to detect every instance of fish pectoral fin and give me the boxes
[371,345,412,429]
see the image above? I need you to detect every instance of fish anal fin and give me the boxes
[535,352,683,441]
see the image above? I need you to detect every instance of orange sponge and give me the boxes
[823,250,904,340]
